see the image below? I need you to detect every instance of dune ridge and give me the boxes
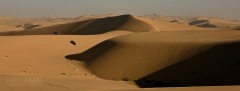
[1,14,240,90]
[66,30,240,87]
[0,15,157,36]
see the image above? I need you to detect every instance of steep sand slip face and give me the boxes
[0,32,137,90]
[65,30,240,87]
[68,14,157,35]
[0,15,157,35]
[106,86,240,91]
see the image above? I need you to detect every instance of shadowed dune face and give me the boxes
[136,42,240,87]
[230,26,240,30]
[188,20,217,28]
[22,23,41,30]
[0,15,157,35]
[69,15,157,35]
[188,20,209,25]
[196,23,217,28]
[65,30,240,87]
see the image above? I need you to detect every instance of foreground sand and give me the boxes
[0,33,138,91]
[0,14,240,90]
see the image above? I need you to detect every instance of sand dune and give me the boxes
[0,15,157,35]
[0,15,90,31]
[188,20,217,28]
[188,18,240,29]
[136,16,206,31]
[21,23,41,29]
[1,14,240,90]
[141,14,240,30]
[65,30,240,87]
[0,25,22,32]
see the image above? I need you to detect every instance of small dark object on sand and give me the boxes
[54,32,61,35]
[70,40,77,46]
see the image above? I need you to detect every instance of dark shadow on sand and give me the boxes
[135,42,240,88]
[70,15,131,35]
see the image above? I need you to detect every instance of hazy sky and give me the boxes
[0,0,239,20]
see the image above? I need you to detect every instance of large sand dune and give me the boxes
[0,15,157,35]
[1,14,240,90]
[65,30,240,87]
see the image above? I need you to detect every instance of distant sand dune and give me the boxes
[136,16,205,31]
[188,20,217,28]
[188,18,240,29]
[0,15,157,35]
[66,30,240,87]
[22,23,41,30]
[188,20,209,25]
[0,25,22,32]
[230,26,240,30]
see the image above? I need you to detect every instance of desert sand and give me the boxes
[0,14,240,91]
